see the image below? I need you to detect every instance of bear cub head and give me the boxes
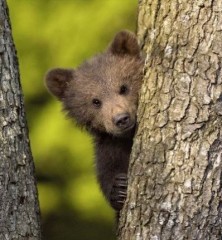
[45,31,144,137]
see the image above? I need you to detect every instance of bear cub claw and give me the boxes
[110,173,128,211]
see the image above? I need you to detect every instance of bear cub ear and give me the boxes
[108,30,140,58]
[45,68,73,100]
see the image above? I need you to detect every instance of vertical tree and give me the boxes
[0,1,41,239]
[119,0,222,239]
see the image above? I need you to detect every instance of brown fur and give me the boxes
[45,30,144,212]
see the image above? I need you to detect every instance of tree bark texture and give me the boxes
[0,1,41,239]
[119,0,222,239]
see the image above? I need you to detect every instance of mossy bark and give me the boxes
[119,0,222,239]
[0,1,41,239]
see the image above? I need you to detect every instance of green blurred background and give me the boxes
[7,0,137,239]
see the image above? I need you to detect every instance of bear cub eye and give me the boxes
[92,98,102,108]
[119,85,128,95]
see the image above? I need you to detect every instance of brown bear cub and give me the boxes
[45,31,144,212]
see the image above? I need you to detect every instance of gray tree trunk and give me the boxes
[119,0,222,239]
[0,1,41,239]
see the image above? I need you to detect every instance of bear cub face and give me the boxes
[45,31,143,137]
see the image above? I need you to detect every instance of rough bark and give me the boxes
[0,1,41,239]
[119,0,222,239]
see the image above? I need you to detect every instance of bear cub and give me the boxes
[45,31,144,212]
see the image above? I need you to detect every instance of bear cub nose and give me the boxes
[113,113,131,129]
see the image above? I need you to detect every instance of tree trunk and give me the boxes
[119,0,222,239]
[0,1,41,239]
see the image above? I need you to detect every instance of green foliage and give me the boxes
[7,0,137,239]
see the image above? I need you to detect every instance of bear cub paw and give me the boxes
[110,173,128,211]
